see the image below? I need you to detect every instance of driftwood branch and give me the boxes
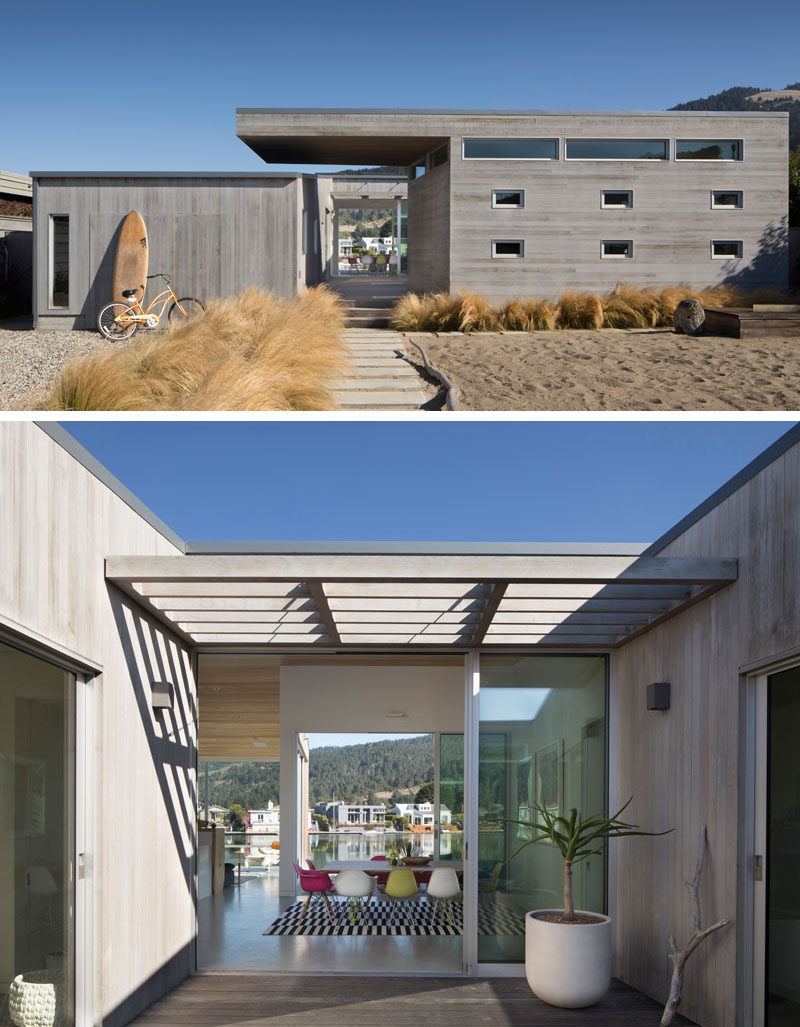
[660,826,730,1027]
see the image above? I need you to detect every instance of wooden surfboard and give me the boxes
[112,211,148,304]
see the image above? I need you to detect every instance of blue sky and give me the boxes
[61,420,795,544]
[4,0,799,175]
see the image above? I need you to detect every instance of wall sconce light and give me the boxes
[646,682,671,711]
[150,680,174,710]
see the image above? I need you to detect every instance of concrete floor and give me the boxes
[197,872,463,974]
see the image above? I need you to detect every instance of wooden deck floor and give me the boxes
[132,974,694,1026]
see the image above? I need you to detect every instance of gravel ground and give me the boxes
[0,320,114,409]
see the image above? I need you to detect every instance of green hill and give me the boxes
[201,734,435,809]
[670,83,800,150]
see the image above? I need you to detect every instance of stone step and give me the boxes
[335,390,426,407]
[332,378,423,391]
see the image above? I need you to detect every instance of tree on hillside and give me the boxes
[228,803,247,830]
[415,781,434,803]
[790,145,800,227]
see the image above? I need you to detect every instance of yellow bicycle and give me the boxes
[97,273,205,340]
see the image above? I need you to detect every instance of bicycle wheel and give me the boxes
[168,297,205,324]
[97,302,138,341]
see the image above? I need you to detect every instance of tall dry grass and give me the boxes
[42,287,350,411]
[390,282,795,333]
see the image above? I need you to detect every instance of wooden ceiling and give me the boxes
[197,652,461,761]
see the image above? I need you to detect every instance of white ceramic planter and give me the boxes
[525,909,612,1008]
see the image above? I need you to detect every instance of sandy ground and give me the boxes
[406,328,800,411]
[0,320,110,409]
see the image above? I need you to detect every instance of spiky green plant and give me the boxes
[507,798,671,922]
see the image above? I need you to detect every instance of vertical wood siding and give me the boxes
[408,163,450,293]
[33,177,300,328]
[0,423,196,1026]
[613,441,800,1027]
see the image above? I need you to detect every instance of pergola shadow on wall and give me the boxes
[104,546,737,650]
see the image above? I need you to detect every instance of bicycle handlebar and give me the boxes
[146,273,172,284]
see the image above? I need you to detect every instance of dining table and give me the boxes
[320,859,463,874]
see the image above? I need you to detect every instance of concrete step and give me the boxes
[335,390,426,408]
[332,378,423,391]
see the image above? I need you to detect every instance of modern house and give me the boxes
[1,419,799,1027]
[392,801,452,828]
[248,803,280,831]
[314,801,387,826]
[30,107,788,328]
[198,804,228,826]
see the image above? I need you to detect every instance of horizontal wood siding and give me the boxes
[408,163,450,293]
[0,423,196,1026]
[33,177,300,328]
[446,114,788,301]
[613,440,800,1027]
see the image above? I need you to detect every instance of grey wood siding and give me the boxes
[612,438,800,1027]
[33,177,300,328]
[408,163,450,293]
[0,423,196,1027]
[445,114,788,301]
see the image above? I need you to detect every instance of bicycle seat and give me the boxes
[122,289,139,298]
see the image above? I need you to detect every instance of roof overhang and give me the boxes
[105,550,737,650]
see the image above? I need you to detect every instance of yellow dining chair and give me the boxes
[384,867,419,925]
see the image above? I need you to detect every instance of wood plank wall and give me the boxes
[0,423,196,1027]
[445,113,788,301]
[408,162,451,294]
[613,439,800,1027]
[198,653,280,760]
[33,177,301,328]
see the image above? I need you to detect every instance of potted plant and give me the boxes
[507,799,670,1009]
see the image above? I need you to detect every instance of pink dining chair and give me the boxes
[293,861,334,923]
[369,854,390,891]
[305,858,316,869]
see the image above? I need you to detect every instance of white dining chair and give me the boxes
[333,869,374,925]
[425,867,461,923]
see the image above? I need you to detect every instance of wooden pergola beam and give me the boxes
[472,583,508,645]
[308,581,342,646]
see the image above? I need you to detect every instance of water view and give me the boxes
[225,829,466,867]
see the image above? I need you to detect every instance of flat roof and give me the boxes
[236,107,788,165]
[31,171,306,180]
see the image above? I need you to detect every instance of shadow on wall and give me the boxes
[81,221,123,329]
[790,228,800,290]
[721,216,790,292]
[107,587,197,1027]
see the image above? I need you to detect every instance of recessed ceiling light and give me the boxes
[385,711,408,718]
[253,741,267,748]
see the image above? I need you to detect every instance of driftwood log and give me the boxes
[660,826,730,1026]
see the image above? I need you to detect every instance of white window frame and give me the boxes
[565,138,669,162]
[711,240,743,259]
[48,213,70,310]
[675,139,744,162]
[491,239,525,259]
[492,189,525,209]
[711,190,744,210]
[601,239,633,259]
[463,138,559,161]
[601,189,633,209]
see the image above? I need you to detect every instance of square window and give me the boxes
[711,240,742,259]
[492,239,524,258]
[601,190,633,209]
[711,190,743,209]
[601,240,632,259]
[492,189,525,209]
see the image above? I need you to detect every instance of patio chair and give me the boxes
[369,854,390,893]
[333,869,374,925]
[293,861,335,923]
[425,867,462,923]
[384,867,419,925]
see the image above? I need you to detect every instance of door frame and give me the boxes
[0,629,97,1027]
[745,656,800,1027]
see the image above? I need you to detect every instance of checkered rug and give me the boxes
[263,897,525,937]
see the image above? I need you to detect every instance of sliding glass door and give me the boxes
[0,639,75,1025]
[475,655,607,963]
[764,666,800,1027]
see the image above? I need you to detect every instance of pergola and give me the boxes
[105,546,737,649]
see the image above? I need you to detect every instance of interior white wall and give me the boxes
[279,664,464,894]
